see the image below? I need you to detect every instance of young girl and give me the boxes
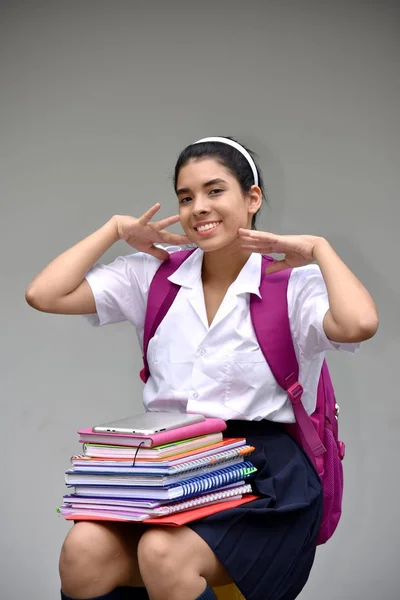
[26,136,378,600]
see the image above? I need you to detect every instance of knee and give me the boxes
[137,528,179,579]
[59,522,121,580]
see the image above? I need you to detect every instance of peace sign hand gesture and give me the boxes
[238,229,324,271]
[115,204,190,261]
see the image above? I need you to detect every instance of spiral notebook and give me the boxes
[62,481,248,509]
[77,437,247,463]
[144,494,260,526]
[66,456,245,487]
[72,445,255,475]
[68,446,255,482]
[63,494,260,525]
[61,484,255,521]
[59,484,253,521]
[151,484,253,516]
[69,462,257,500]
[62,495,166,509]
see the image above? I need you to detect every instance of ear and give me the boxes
[247,185,262,215]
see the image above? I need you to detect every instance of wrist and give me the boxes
[312,236,330,259]
[107,216,121,243]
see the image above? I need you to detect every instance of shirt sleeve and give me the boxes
[287,264,361,358]
[84,252,161,328]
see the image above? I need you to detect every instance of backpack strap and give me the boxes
[140,250,325,459]
[250,256,326,458]
[140,249,196,382]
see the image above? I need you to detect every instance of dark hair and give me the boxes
[173,136,266,230]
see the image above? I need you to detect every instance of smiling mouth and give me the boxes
[194,221,222,233]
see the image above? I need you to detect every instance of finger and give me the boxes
[159,231,191,244]
[239,235,275,249]
[138,203,162,225]
[145,245,170,261]
[237,228,266,238]
[240,245,268,253]
[239,235,265,244]
[239,240,273,251]
[238,233,268,245]
[238,229,278,242]
[152,214,181,231]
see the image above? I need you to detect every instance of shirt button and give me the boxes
[199,348,206,356]
[193,392,199,399]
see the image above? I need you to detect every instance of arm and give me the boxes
[313,238,379,343]
[25,217,118,314]
[25,205,190,315]
[238,229,379,344]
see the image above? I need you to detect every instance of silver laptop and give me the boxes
[92,412,205,435]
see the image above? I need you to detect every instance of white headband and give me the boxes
[193,136,259,187]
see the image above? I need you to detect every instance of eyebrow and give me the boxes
[176,178,228,196]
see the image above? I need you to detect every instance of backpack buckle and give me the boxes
[335,403,340,419]
[140,356,149,383]
[338,440,346,460]
[139,367,147,383]
[287,382,304,404]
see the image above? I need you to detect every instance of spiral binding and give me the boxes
[172,462,257,500]
[169,446,253,475]
[154,484,253,515]
[73,446,253,475]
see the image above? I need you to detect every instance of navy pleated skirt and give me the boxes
[188,420,323,600]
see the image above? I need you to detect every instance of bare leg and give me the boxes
[59,521,147,598]
[137,526,233,600]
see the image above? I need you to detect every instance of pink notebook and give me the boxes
[78,418,227,448]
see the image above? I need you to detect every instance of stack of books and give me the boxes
[58,418,259,524]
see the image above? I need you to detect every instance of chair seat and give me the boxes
[213,583,246,599]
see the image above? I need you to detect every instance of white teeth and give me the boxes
[196,222,221,232]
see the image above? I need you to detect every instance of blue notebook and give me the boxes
[69,461,257,501]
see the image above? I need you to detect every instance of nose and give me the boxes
[191,194,211,217]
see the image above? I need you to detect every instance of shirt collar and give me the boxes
[168,248,262,298]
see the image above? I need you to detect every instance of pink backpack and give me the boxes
[140,249,345,545]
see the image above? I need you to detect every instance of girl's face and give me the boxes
[176,158,261,252]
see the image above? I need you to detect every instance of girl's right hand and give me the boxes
[114,204,190,260]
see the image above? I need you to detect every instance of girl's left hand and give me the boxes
[237,229,325,270]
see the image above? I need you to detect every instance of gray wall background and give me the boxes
[1,1,399,599]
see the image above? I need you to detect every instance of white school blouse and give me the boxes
[85,247,359,423]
